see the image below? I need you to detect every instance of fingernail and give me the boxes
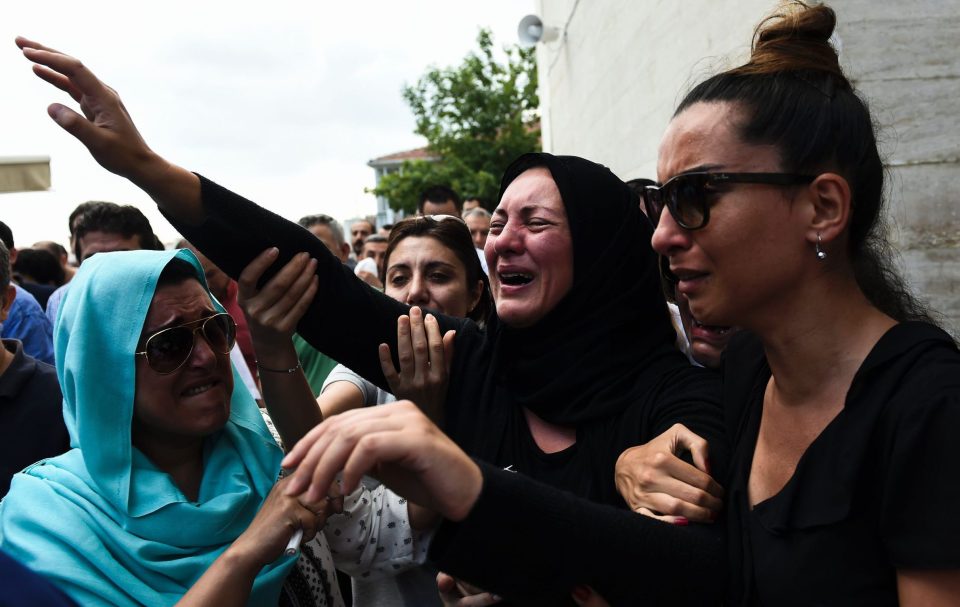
[673,517,689,526]
[268,247,279,256]
[572,585,591,601]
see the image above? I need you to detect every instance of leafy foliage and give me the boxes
[372,29,540,213]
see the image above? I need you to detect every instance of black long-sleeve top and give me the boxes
[168,176,728,604]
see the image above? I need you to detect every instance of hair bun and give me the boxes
[734,2,846,85]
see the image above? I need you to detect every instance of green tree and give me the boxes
[373,29,540,213]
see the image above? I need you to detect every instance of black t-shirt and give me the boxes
[723,322,960,605]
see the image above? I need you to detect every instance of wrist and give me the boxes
[443,459,483,523]
[220,543,266,579]
[256,358,302,375]
[128,150,169,189]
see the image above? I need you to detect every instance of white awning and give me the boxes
[0,156,51,193]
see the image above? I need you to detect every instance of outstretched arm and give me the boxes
[280,403,724,606]
[17,37,468,389]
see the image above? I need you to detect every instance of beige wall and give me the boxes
[535,0,960,332]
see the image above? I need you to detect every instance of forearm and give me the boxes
[175,547,261,607]
[316,381,366,419]
[430,461,725,606]
[257,342,324,450]
[166,175,421,388]
[128,153,206,226]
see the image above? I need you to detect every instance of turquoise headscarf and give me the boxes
[0,249,294,606]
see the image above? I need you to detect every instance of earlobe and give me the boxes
[806,172,851,247]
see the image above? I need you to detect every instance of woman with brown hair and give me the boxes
[318,214,490,422]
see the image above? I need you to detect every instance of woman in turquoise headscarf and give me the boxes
[0,249,328,606]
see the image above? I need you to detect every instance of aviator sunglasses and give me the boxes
[641,172,816,230]
[135,313,237,374]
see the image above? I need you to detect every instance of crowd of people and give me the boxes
[1,2,958,606]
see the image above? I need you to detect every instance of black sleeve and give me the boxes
[164,175,468,389]
[881,370,960,568]
[430,461,725,606]
[646,365,729,484]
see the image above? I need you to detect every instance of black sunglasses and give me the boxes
[135,313,237,374]
[641,172,816,230]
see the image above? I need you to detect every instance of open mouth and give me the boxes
[182,381,218,397]
[692,318,731,336]
[499,272,534,286]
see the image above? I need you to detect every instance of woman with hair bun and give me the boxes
[633,2,960,603]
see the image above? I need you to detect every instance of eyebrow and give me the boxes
[387,260,458,274]
[143,309,218,335]
[492,204,564,218]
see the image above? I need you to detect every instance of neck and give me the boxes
[748,269,896,407]
[132,428,206,501]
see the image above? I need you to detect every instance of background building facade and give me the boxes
[535,0,960,332]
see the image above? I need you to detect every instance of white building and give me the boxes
[367,147,439,228]
[533,0,960,332]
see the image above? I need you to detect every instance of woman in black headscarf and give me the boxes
[19,39,726,603]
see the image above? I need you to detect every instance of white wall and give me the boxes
[535,0,960,332]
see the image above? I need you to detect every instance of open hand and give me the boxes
[16,37,163,183]
[378,306,455,421]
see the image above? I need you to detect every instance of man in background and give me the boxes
[0,222,53,365]
[349,218,374,268]
[463,207,492,250]
[33,241,76,284]
[418,185,461,217]
[299,214,350,263]
[0,239,67,496]
[45,202,161,327]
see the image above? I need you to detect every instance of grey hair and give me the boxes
[462,207,492,220]
[298,214,346,249]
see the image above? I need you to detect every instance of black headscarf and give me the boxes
[490,153,678,426]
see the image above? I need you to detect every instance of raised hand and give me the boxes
[378,306,455,422]
[237,248,319,357]
[16,36,203,222]
[614,423,724,524]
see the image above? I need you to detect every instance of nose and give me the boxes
[651,208,692,257]
[492,221,523,258]
[187,328,220,369]
[405,272,430,307]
